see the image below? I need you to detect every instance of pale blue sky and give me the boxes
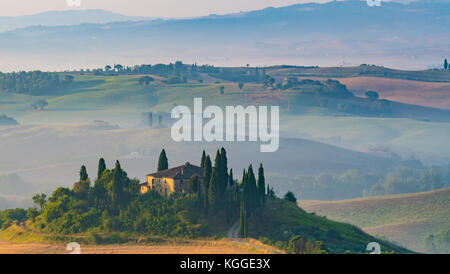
[2,0,354,17]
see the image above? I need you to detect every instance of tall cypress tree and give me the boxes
[228,168,234,188]
[79,165,88,181]
[246,164,258,212]
[239,199,245,237]
[111,160,124,208]
[208,167,218,212]
[203,155,212,215]
[201,150,206,169]
[219,147,228,196]
[157,149,168,171]
[97,158,106,180]
[257,163,266,207]
[241,169,247,204]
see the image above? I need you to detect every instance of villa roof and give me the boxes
[146,162,204,180]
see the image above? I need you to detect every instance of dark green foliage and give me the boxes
[238,82,244,90]
[228,169,234,188]
[72,180,90,199]
[219,148,228,191]
[208,167,219,212]
[239,200,247,238]
[0,71,74,95]
[138,76,154,85]
[157,149,168,171]
[266,184,276,198]
[97,158,106,180]
[243,165,258,212]
[444,59,448,70]
[111,161,125,208]
[189,175,200,193]
[219,86,225,95]
[200,150,206,169]
[0,208,27,229]
[26,208,39,222]
[284,191,297,203]
[365,91,380,100]
[32,193,47,212]
[23,159,205,237]
[203,155,212,215]
[257,164,266,207]
[79,165,88,181]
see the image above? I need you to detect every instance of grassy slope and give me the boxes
[267,66,450,83]
[339,77,450,110]
[298,188,450,253]
[2,73,449,163]
[249,198,411,254]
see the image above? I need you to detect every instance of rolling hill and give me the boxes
[0,9,153,32]
[298,188,450,253]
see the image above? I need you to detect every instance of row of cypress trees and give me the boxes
[156,147,266,238]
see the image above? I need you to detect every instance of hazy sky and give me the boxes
[1,0,344,17]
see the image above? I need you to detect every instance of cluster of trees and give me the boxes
[138,76,154,85]
[0,148,286,241]
[206,67,263,83]
[0,114,19,125]
[444,59,448,71]
[367,166,450,196]
[157,148,268,238]
[0,71,74,95]
[100,61,200,80]
[269,165,450,201]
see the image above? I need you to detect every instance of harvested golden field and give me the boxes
[0,238,273,254]
[338,76,450,110]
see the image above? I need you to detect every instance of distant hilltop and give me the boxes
[0,1,449,71]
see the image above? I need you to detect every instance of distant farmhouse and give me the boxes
[140,162,204,197]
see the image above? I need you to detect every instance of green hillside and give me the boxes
[299,188,450,253]
[249,198,411,254]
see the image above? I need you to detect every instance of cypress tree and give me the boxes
[97,158,106,180]
[257,163,266,207]
[157,149,168,171]
[228,168,234,188]
[79,165,88,181]
[201,150,206,169]
[208,167,218,212]
[219,147,229,196]
[246,164,258,212]
[203,155,212,215]
[242,169,248,210]
[111,160,124,207]
[239,199,245,237]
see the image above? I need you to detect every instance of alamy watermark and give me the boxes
[171,98,279,153]
[367,0,382,7]
[67,242,81,254]
[67,0,81,7]
[366,242,381,254]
